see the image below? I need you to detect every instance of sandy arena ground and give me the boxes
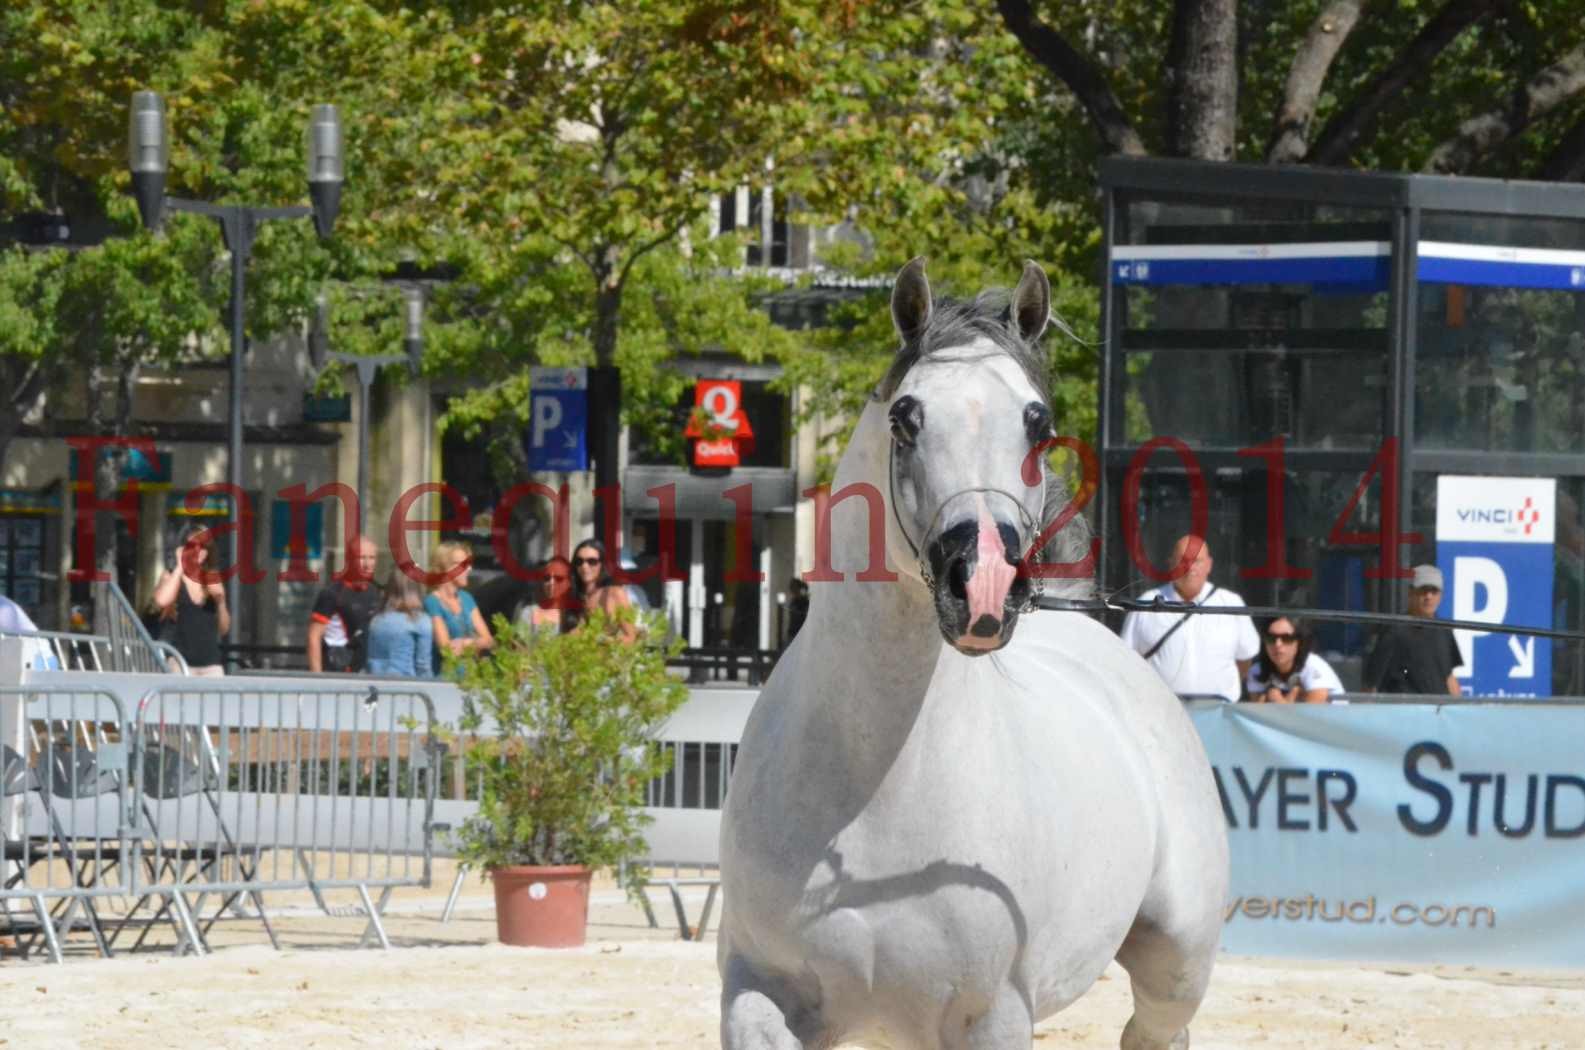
[4,861,1582,1049]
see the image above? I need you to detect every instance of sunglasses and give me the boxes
[546,573,569,582]
[1265,632,1298,644]
[574,556,602,566]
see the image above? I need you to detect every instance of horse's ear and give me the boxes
[891,256,932,347]
[1011,260,1050,344]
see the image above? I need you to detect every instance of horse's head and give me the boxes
[881,257,1055,656]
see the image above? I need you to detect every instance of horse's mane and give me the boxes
[876,289,1095,600]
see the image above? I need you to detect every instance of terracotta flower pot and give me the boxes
[489,864,593,948]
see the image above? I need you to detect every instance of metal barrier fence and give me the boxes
[93,579,183,674]
[1,687,132,963]
[0,629,186,676]
[1,681,443,962]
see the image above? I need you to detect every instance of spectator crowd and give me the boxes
[1119,533,1462,703]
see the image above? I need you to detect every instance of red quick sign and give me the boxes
[685,379,754,468]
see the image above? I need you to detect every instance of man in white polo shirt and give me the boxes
[1119,533,1259,702]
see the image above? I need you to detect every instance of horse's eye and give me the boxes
[1023,402,1053,444]
[888,395,923,448]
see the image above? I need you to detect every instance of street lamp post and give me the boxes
[308,287,426,518]
[127,91,343,654]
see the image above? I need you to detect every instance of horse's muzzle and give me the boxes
[924,511,1032,655]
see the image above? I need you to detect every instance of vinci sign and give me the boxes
[1435,475,1557,697]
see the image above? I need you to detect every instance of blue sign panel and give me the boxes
[1436,475,1556,698]
[1192,702,1585,969]
[1419,241,1585,291]
[1109,240,1585,292]
[1111,241,1391,289]
[526,367,588,473]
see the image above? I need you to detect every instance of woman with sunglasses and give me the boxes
[569,538,636,641]
[151,524,229,676]
[517,555,576,636]
[1245,615,1342,703]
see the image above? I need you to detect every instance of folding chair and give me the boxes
[1,742,115,962]
[111,726,275,955]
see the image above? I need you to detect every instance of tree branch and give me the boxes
[616,225,682,291]
[995,0,1148,156]
[1424,43,1585,173]
[1307,0,1498,167]
[1537,113,1585,181]
[1165,0,1239,160]
[1266,0,1365,163]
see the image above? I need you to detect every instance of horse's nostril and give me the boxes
[969,614,1000,638]
[947,558,969,600]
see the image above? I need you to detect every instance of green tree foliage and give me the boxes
[11,0,1576,497]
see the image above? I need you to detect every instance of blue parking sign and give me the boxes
[1436,476,1556,697]
[526,367,588,472]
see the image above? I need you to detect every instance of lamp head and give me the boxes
[305,104,343,239]
[128,91,169,230]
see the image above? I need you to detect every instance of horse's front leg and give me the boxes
[721,954,824,1050]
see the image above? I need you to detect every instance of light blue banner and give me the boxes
[1190,701,1585,969]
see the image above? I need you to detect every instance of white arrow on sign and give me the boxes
[1507,636,1535,678]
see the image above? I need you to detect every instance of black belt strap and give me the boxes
[1142,584,1218,661]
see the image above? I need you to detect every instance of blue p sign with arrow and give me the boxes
[526,367,588,472]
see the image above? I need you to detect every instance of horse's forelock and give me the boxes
[876,290,1048,402]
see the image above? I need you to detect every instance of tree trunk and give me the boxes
[996,0,1148,156]
[0,355,49,482]
[1266,0,1364,163]
[1307,0,1497,166]
[84,364,121,634]
[1423,43,1585,173]
[1166,0,1240,161]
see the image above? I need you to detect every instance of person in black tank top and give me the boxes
[152,524,230,675]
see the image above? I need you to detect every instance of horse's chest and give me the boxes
[792,887,1021,1042]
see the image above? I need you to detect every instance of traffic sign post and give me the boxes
[526,367,589,472]
[1436,475,1556,697]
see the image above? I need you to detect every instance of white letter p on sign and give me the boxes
[532,395,563,449]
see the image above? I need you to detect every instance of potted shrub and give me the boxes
[448,607,688,947]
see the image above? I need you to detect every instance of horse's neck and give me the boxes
[794,404,945,752]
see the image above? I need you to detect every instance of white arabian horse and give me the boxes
[719,259,1228,1050]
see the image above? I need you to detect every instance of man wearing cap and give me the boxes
[1120,533,1260,702]
[1363,564,1463,696]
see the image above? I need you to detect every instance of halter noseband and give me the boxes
[883,413,1047,614]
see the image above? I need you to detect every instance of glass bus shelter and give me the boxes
[1095,157,1585,694]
